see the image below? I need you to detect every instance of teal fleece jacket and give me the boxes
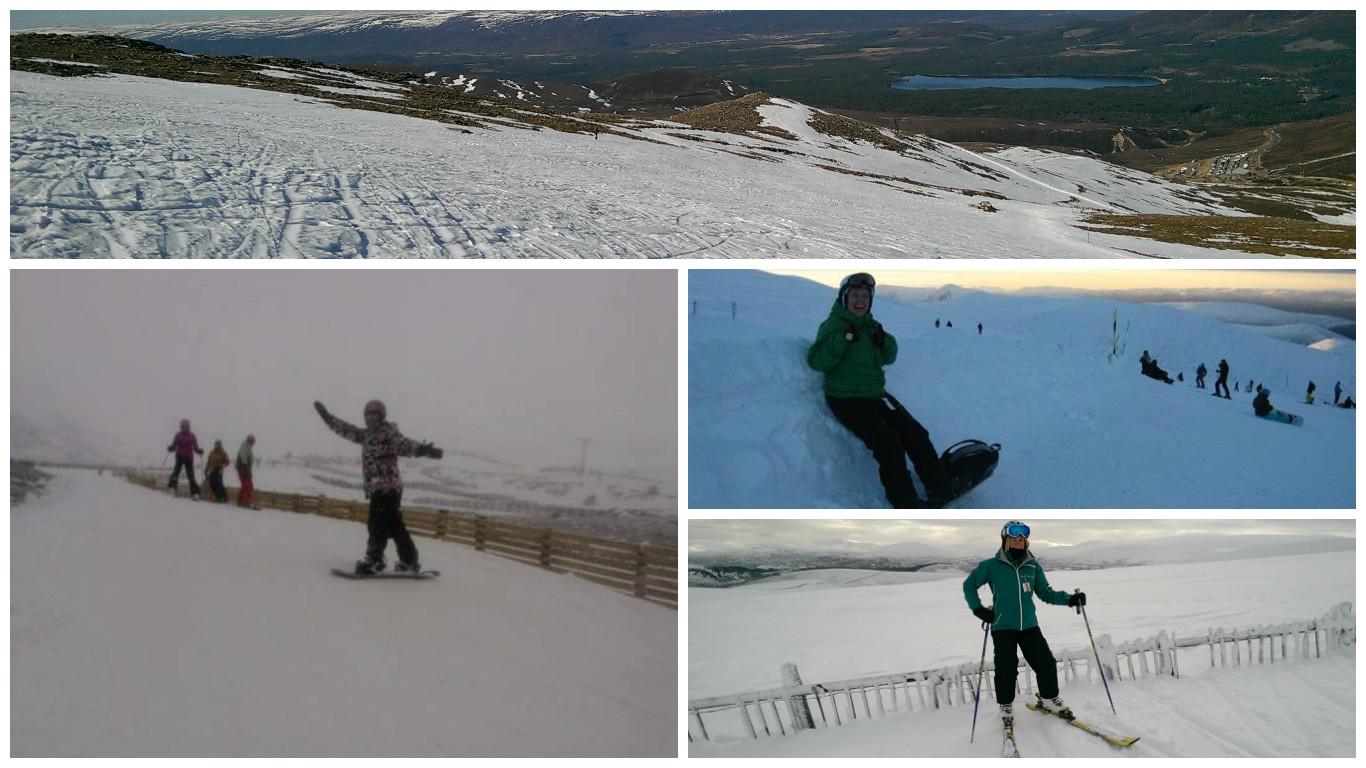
[962,548,1070,632]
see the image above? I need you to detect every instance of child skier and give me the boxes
[314,400,444,574]
[963,521,1087,732]
[204,440,231,503]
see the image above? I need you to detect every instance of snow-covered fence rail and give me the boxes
[687,602,1354,742]
[121,472,676,608]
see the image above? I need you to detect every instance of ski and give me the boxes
[1002,716,1020,758]
[1025,705,1139,748]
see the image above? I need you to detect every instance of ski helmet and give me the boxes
[1001,521,1029,549]
[363,399,387,421]
[179,418,191,430]
[838,272,876,310]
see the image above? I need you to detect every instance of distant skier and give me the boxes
[935,318,941,328]
[314,400,444,574]
[807,273,950,508]
[1195,363,1207,389]
[1246,378,1254,393]
[204,440,231,503]
[963,522,1087,728]
[166,418,203,498]
[1334,381,1342,405]
[1214,358,1231,399]
[235,434,256,508]
[977,323,983,335]
[1306,380,1316,404]
[947,320,953,328]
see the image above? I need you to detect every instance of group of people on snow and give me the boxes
[1148,352,1353,416]
[166,402,445,576]
[166,419,255,507]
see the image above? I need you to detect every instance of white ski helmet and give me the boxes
[1001,520,1029,549]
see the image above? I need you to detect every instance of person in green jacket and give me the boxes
[963,521,1087,725]
[806,272,949,508]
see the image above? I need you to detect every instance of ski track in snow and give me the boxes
[11,72,1285,259]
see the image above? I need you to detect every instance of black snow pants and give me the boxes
[992,626,1060,705]
[366,489,419,566]
[826,394,949,508]
[206,469,228,502]
[168,456,200,497]
[1214,373,1231,399]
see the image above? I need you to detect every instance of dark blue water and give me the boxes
[893,75,1161,91]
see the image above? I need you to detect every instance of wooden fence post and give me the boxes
[634,545,649,598]
[781,663,815,731]
[539,531,552,568]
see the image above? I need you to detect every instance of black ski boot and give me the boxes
[355,556,386,575]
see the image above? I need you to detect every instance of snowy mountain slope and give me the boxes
[688,270,1356,508]
[688,550,1355,757]
[11,68,1279,259]
[11,469,675,757]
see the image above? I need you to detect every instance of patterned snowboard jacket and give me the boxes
[318,411,422,497]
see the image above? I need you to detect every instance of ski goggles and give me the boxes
[842,272,876,289]
[1004,523,1030,538]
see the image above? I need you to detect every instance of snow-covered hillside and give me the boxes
[688,270,1356,508]
[11,469,676,756]
[688,549,1355,757]
[12,68,1275,259]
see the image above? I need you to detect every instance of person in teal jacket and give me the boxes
[807,272,948,508]
[963,521,1087,724]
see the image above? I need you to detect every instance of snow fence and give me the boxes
[687,601,1354,742]
[122,472,676,608]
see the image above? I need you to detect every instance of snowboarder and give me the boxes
[235,435,256,508]
[1195,363,1207,389]
[1306,380,1316,404]
[1139,350,1173,384]
[935,318,941,328]
[977,323,983,335]
[204,440,231,503]
[1253,387,1273,417]
[963,522,1087,728]
[314,399,444,574]
[807,273,950,508]
[1214,359,1231,399]
[1334,381,1342,405]
[947,320,953,328]
[166,419,203,498]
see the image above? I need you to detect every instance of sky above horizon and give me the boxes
[766,269,1355,295]
[11,268,677,476]
[689,519,1356,554]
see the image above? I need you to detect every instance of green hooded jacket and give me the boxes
[962,547,1070,632]
[806,300,898,399]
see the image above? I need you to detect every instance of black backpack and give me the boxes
[941,440,1001,499]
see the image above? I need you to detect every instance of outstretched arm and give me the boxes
[314,401,364,444]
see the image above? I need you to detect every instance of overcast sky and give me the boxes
[688,518,1356,554]
[11,268,676,475]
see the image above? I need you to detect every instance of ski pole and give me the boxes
[1077,588,1117,715]
[969,609,991,742]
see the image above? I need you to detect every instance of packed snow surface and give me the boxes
[11,469,676,757]
[689,270,1356,508]
[11,71,1274,258]
[689,548,1354,757]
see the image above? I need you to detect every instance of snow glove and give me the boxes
[415,442,444,459]
[844,324,860,343]
[974,606,995,625]
[314,401,331,420]
[872,322,887,349]
[1067,592,1087,608]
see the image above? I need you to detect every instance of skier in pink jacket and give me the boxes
[166,418,204,498]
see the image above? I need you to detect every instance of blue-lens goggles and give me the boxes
[1005,523,1030,538]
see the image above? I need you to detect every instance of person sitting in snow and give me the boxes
[1253,387,1274,417]
[806,273,950,508]
[963,521,1087,727]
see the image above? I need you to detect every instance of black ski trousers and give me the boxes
[1214,373,1231,398]
[168,456,200,497]
[826,394,948,508]
[366,489,419,566]
[992,626,1060,705]
[206,469,228,503]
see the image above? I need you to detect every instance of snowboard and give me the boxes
[331,567,440,580]
[1257,409,1303,426]
[938,440,1001,508]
